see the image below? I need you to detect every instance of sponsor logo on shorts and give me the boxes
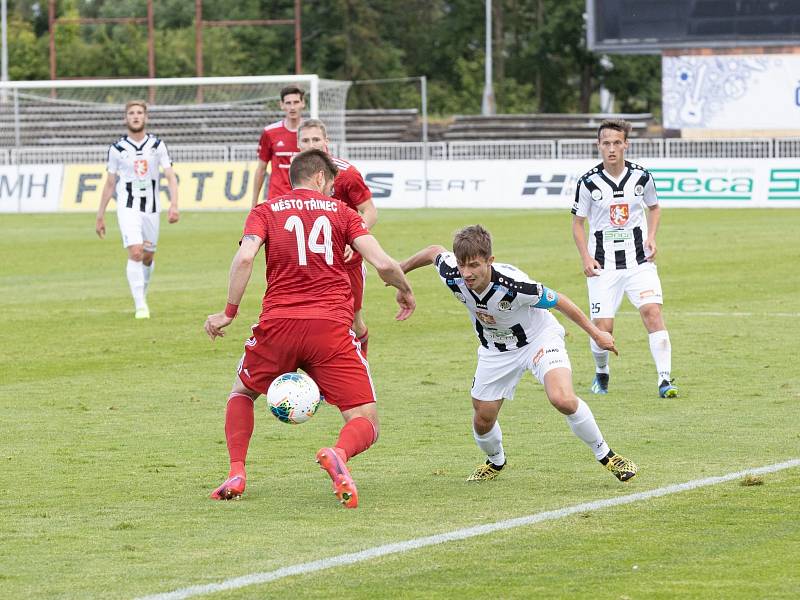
[532,347,544,366]
[497,300,512,311]
[639,289,655,299]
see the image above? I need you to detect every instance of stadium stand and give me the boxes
[441,113,655,141]
[344,109,420,142]
[2,100,796,162]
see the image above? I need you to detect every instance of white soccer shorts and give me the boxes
[471,328,571,402]
[117,207,160,250]
[586,261,663,319]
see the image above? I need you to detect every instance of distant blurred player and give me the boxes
[251,85,305,206]
[398,225,638,483]
[297,118,377,355]
[95,100,179,319]
[205,149,415,507]
[572,119,678,399]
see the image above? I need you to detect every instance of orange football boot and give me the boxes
[316,447,358,508]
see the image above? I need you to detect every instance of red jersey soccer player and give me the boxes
[205,149,415,508]
[251,85,305,206]
[297,118,377,355]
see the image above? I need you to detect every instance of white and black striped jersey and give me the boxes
[571,160,658,270]
[107,134,172,213]
[434,252,564,353]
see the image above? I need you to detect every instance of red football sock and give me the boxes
[357,329,369,357]
[225,393,254,469]
[335,416,377,461]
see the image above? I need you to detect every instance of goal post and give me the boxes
[0,75,351,149]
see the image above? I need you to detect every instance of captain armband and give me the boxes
[533,287,558,309]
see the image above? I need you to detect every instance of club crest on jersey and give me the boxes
[590,189,603,201]
[634,184,645,196]
[454,292,467,303]
[497,300,512,311]
[476,311,496,325]
[133,159,149,177]
[609,203,629,226]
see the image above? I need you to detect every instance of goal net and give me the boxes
[0,75,351,162]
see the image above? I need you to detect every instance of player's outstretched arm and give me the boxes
[552,291,618,355]
[205,234,263,340]
[398,244,448,274]
[95,173,117,239]
[352,234,415,321]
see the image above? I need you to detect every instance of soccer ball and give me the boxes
[266,372,322,424]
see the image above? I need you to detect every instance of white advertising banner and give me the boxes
[1,159,798,212]
[662,54,800,130]
[0,165,63,212]
[358,159,800,209]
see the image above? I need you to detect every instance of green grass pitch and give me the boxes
[1,208,798,599]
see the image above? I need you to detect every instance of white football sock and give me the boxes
[126,259,147,310]
[590,338,610,374]
[649,330,672,384]
[565,398,609,460]
[143,261,154,293]
[473,421,506,466]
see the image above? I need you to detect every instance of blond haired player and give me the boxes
[96,100,179,319]
[297,118,377,355]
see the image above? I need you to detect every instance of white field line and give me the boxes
[136,458,800,600]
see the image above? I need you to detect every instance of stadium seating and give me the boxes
[441,113,655,141]
[0,99,655,147]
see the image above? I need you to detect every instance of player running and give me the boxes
[205,149,415,507]
[95,100,179,319]
[399,225,638,483]
[297,118,377,355]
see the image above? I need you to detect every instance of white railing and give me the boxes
[11,145,109,164]
[6,138,800,165]
[9,144,229,164]
[340,142,446,161]
[775,138,800,158]
[229,144,256,162]
[665,138,773,158]
[448,140,555,160]
[557,138,665,159]
[229,143,341,162]
[169,145,228,162]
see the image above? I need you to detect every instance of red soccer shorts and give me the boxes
[237,318,375,411]
[347,262,367,312]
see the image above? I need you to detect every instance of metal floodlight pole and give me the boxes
[421,75,428,208]
[1,0,8,103]
[482,0,495,116]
